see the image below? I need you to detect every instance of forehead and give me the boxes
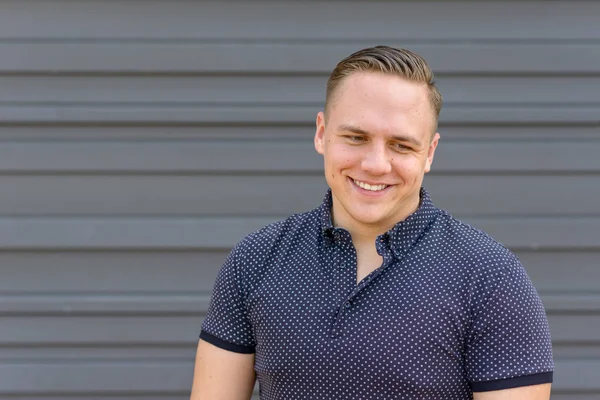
[328,72,434,135]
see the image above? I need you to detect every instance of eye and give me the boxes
[393,143,411,151]
[345,135,366,143]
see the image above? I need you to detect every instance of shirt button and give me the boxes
[345,301,352,309]
[338,262,345,269]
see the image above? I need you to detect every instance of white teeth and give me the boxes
[353,180,388,191]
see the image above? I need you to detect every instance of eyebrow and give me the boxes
[337,124,422,147]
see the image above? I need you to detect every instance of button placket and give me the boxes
[346,235,394,299]
[329,229,357,339]
[330,298,354,338]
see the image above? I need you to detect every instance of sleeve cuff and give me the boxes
[200,330,256,354]
[471,371,553,392]
[471,372,553,392]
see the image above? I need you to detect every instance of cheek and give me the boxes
[341,148,351,163]
[327,146,356,169]
[392,158,421,181]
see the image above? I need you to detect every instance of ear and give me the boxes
[314,111,326,155]
[424,132,440,173]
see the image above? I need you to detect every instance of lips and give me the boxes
[353,179,388,192]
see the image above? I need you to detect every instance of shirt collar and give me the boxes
[319,187,440,257]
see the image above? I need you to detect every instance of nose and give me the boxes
[361,145,392,175]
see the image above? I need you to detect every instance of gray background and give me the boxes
[1,0,599,399]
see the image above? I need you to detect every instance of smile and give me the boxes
[353,179,388,192]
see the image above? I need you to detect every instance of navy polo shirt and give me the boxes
[200,188,554,399]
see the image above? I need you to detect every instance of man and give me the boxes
[190,46,554,399]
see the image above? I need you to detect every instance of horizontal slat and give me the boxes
[553,360,600,391]
[0,140,598,173]
[428,175,600,216]
[432,141,600,173]
[3,1,600,40]
[0,141,323,173]
[0,174,599,217]
[0,105,598,125]
[543,295,600,313]
[0,362,193,394]
[0,175,324,216]
[4,76,600,105]
[553,344,600,360]
[548,315,600,343]
[0,251,223,293]
[520,251,600,294]
[468,218,600,250]
[0,217,273,250]
[2,43,600,74]
[0,360,594,394]
[0,295,210,315]
[0,345,196,362]
[0,294,595,315]
[0,125,598,141]
[0,126,317,141]
[0,316,199,345]
[0,217,598,250]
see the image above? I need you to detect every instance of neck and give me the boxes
[331,193,421,247]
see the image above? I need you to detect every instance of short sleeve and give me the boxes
[200,243,256,353]
[466,260,554,392]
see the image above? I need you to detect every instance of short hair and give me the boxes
[325,45,443,133]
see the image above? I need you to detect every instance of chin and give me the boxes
[349,211,390,227]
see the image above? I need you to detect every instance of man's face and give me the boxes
[314,72,440,234]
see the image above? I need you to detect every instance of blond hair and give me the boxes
[325,45,442,132]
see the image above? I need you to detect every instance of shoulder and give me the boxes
[229,207,322,275]
[239,207,320,251]
[430,210,546,322]
[432,209,522,275]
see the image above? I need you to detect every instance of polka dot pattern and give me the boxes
[201,188,554,398]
